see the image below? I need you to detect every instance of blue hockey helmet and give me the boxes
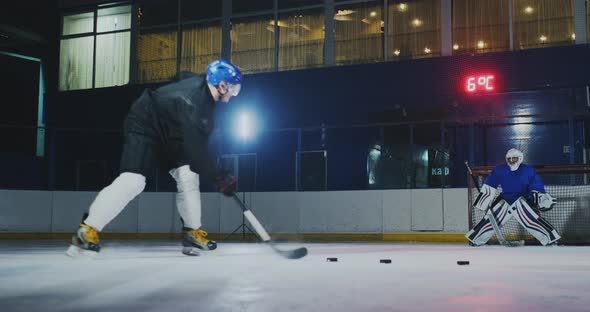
[206,59,242,95]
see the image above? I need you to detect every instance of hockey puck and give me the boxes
[457,261,470,265]
[379,259,392,264]
[327,257,338,262]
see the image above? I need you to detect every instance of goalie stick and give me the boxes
[232,194,308,259]
[465,161,525,247]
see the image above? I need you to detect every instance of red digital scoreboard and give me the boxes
[464,74,496,93]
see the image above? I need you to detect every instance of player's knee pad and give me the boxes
[169,165,199,193]
[113,172,146,198]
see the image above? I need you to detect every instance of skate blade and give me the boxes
[182,247,200,256]
[66,244,99,258]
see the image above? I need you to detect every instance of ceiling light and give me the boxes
[336,10,355,16]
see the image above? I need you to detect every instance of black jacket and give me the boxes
[123,72,219,179]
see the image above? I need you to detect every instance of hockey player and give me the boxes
[466,148,560,246]
[67,59,241,257]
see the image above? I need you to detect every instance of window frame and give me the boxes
[59,3,133,90]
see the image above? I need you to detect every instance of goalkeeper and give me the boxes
[466,148,560,246]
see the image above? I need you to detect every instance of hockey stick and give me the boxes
[232,194,308,259]
[465,161,524,247]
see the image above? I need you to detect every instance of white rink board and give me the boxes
[0,189,470,234]
[0,190,52,232]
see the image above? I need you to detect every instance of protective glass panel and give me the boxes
[238,154,257,192]
[299,151,327,191]
[413,123,444,188]
[381,125,412,189]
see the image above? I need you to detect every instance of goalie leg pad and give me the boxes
[466,200,512,246]
[514,199,561,246]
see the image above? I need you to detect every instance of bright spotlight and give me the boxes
[235,111,255,141]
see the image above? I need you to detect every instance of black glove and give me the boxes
[214,171,237,197]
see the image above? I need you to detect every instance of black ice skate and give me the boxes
[66,223,101,258]
[181,228,217,256]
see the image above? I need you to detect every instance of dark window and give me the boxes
[219,154,257,192]
[238,154,257,191]
[76,160,107,191]
[279,0,324,9]
[233,0,274,14]
[181,0,222,21]
[139,0,179,27]
[299,151,327,191]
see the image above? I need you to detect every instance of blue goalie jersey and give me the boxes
[484,164,546,204]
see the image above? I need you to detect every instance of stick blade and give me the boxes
[271,245,308,259]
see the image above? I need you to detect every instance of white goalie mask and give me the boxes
[505,148,523,171]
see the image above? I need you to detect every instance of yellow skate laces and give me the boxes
[191,229,209,243]
[80,224,99,244]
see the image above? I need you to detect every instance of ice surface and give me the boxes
[1,241,589,312]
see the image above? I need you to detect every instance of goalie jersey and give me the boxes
[484,163,545,204]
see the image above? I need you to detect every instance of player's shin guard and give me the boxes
[170,165,202,230]
[514,199,560,245]
[466,200,512,246]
